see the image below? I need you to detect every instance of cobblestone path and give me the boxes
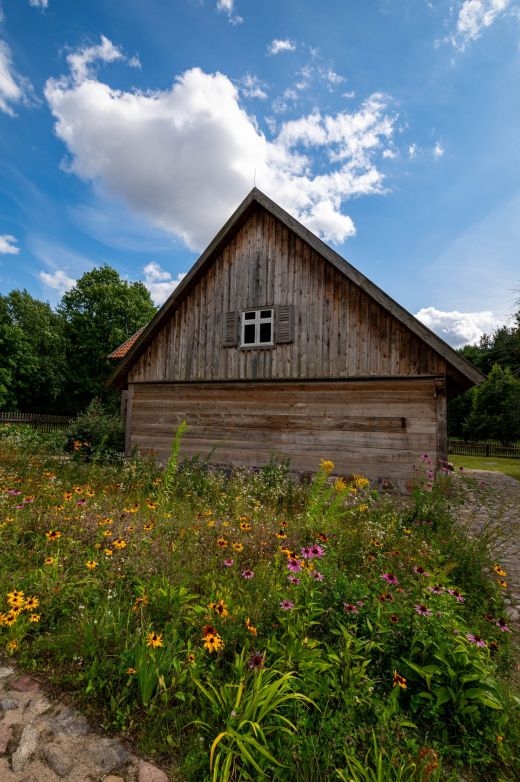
[0,666,169,782]
[455,469,520,626]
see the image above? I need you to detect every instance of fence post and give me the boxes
[485,443,490,457]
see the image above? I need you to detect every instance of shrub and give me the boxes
[64,398,124,461]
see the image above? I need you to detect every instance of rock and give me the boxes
[138,760,169,782]
[0,725,13,754]
[0,667,14,680]
[42,743,74,778]
[23,695,51,720]
[104,777,126,782]
[11,675,40,693]
[505,606,519,621]
[49,705,90,737]
[90,738,131,773]
[11,723,39,773]
[0,697,18,712]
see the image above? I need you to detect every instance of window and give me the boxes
[241,308,273,347]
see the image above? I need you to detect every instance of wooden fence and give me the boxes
[448,439,520,459]
[0,412,72,432]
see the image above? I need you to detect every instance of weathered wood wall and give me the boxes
[128,379,444,481]
[128,205,446,384]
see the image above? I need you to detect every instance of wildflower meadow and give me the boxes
[0,425,518,781]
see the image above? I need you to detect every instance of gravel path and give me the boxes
[455,469,520,625]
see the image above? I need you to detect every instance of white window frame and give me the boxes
[240,308,274,347]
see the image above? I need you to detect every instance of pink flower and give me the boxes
[300,546,312,559]
[280,599,295,611]
[382,573,399,585]
[467,634,486,647]
[413,566,430,577]
[343,603,359,614]
[447,588,465,603]
[242,569,254,579]
[496,618,511,633]
[415,604,432,617]
[223,558,234,567]
[310,544,324,558]
[287,575,301,585]
[287,559,302,573]
[356,600,365,607]
[428,585,443,594]
[311,571,324,581]
[76,499,87,506]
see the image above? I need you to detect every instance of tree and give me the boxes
[463,364,520,444]
[59,265,156,413]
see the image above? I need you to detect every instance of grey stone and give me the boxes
[0,724,13,754]
[90,738,130,773]
[11,675,40,693]
[23,695,51,720]
[137,760,169,782]
[0,697,18,712]
[11,723,39,773]
[49,706,91,737]
[103,777,126,782]
[505,605,519,621]
[42,743,74,778]
[0,667,14,681]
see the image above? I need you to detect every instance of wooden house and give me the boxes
[107,188,484,483]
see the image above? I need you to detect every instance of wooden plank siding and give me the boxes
[128,379,441,481]
[127,205,446,385]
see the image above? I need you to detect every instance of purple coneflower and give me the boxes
[223,558,234,567]
[415,604,432,617]
[343,603,359,614]
[428,585,443,594]
[413,566,430,577]
[287,575,301,585]
[356,600,365,607]
[76,498,87,506]
[467,634,486,647]
[310,544,324,558]
[242,569,254,579]
[447,588,465,603]
[382,573,399,585]
[280,599,295,611]
[287,558,302,573]
[496,618,511,633]
[249,651,266,670]
[311,571,324,581]
[300,546,312,559]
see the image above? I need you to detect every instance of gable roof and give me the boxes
[107,327,145,359]
[107,187,485,390]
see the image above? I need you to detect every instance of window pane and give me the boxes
[259,322,272,343]
[260,310,272,319]
[244,311,256,320]
[244,324,256,343]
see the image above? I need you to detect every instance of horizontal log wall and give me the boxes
[128,205,446,384]
[128,379,441,481]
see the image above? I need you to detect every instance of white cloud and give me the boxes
[240,74,268,100]
[216,0,243,25]
[143,262,186,305]
[0,234,19,254]
[321,68,345,86]
[45,36,399,248]
[0,40,28,115]
[415,306,504,347]
[28,0,48,8]
[408,143,417,158]
[268,39,296,55]
[38,268,76,293]
[451,0,511,49]
[66,35,124,83]
[433,141,444,157]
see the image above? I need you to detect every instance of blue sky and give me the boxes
[1,0,519,347]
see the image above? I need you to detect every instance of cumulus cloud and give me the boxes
[268,39,296,55]
[0,39,31,115]
[239,74,268,100]
[415,306,504,347]
[66,35,125,82]
[216,0,242,25]
[451,0,511,49]
[143,262,186,305]
[28,0,48,8]
[0,234,19,254]
[44,36,398,248]
[38,268,76,293]
[433,141,444,158]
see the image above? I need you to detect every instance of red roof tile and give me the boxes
[107,327,146,359]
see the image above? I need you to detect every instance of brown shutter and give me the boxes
[223,311,239,347]
[275,305,294,344]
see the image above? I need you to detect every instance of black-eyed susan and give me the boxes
[393,671,407,689]
[232,542,243,552]
[245,617,257,636]
[143,522,154,532]
[203,633,223,653]
[29,613,40,623]
[44,556,55,566]
[209,599,229,618]
[113,538,127,550]
[45,530,62,542]
[104,548,113,557]
[239,521,252,532]
[146,631,163,648]
[86,560,97,570]
[6,639,18,653]
[24,596,39,611]
[127,667,137,675]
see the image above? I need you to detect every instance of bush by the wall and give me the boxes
[64,398,124,461]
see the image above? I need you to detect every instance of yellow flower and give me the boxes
[146,500,157,509]
[393,671,407,689]
[86,561,97,570]
[44,556,55,566]
[232,543,244,552]
[245,618,257,636]
[239,521,252,532]
[403,528,412,536]
[24,596,39,611]
[498,579,508,589]
[320,459,335,475]
[143,522,154,531]
[358,504,369,513]
[146,631,163,649]
[216,538,228,548]
[45,530,62,542]
[209,599,229,618]
[7,590,24,606]
[186,652,196,664]
[29,613,41,623]
[127,667,137,675]
[94,543,101,550]
[335,478,347,492]
[6,639,18,653]
[494,564,507,577]
[354,474,369,489]
[113,539,127,550]
[104,548,113,557]
[203,633,224,653]
[103,530,112,537]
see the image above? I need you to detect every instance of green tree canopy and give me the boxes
[463,364,520,444]
[59,265,156,413]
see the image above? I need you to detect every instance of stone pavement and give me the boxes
[0,666,169,782]
[455,469,520,625]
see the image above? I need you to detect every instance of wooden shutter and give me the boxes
[223,311,239,347]
[275,305,294,344]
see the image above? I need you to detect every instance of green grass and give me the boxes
[450,455,520,482]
